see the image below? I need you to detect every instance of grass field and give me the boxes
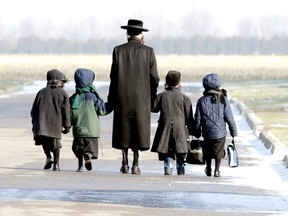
[1,54,288,82]
[228,80,288,148]
[0,54,288,148]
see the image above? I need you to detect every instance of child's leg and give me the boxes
[204,158,212,176]
[42,143,52,159]
[164,156,173,175]
[52,139,62,171]
[83,152,92,171]
[176,153,185,175]
[77,156,84,172]
[53,148,60,171]
[214,158,221,177]
[42,142,54,169]
[82,138,97,171]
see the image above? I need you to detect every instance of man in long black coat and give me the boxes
[108,19,159,175]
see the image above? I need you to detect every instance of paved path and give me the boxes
[0,83,287,216]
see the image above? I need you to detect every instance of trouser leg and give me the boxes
[77,156,84,172]
[215,158,221,171]
[164,156,173,175]
[214,158,222,177]
[42,143,54,169]
[131,150,141,175]
[122,148,128,165]
[176,153,185,175]
[42,143,52,159]
[120,148,129,173]
[132,150,139,167]
[204,158,212,176]
[53,148,60,171]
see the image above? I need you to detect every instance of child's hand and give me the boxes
[62,127,70,134]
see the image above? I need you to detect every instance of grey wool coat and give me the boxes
[31,86,71,140]
[108,37,159,151]
[151,87,195,154]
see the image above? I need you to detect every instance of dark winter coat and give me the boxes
[195,94,237,139]
[151,87,194,154]
[108,37,159,151]
[31,85,70,140]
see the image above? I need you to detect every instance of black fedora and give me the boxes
[121,19,149,32]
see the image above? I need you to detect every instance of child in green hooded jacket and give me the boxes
[70,68,113,172]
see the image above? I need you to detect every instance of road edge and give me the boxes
[230,97,288,169]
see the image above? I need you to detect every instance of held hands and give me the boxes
[62,127,70,134]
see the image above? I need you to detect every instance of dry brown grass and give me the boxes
[1,54,288,81]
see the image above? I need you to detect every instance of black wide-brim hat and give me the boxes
[121,19,149,32]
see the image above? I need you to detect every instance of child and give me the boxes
[31,69,71,171]
[151,70,195,175]
[70,68,113,172]
[194,73,237,177]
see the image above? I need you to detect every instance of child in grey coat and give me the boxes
[151,70,195,175]
[31,69,71,171]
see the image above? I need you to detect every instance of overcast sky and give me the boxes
[1,0,288,39]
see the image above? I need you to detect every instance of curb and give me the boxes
[230,97,288,169]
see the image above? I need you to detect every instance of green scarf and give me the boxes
[72,85,104,109]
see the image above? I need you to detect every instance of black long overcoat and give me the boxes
[151,87,194,154]
[108,37,159,151]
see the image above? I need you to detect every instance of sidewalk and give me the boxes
[0,84,288,215]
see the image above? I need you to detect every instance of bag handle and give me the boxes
[232,137,235,147]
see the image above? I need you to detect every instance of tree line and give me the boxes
[0,36,288,55]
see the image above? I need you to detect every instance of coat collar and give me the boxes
[166,86,181,92]
[128,36,141,43]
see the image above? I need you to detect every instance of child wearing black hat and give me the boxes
[151,70,195,175]
[31,69,71,171]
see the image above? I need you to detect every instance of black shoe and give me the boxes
[53,164,60,171]
[214,170,221,177]
[44,158,54,169]
[177,167,185,175]
[84,153,92,171]
[204,167,212,177]
[131,166,141,175]
[120,165,129,173]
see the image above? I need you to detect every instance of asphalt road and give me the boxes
[0,82,287,216]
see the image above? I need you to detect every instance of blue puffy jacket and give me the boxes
[195,73,237,139]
